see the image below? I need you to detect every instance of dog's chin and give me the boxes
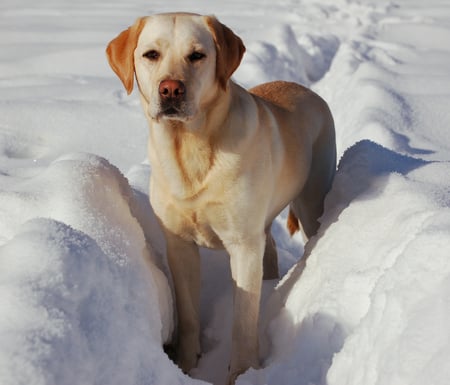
[160,111,188,122]
[152,107,196,124]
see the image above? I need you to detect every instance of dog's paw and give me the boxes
[227,367,246,385]
[228,354,259,384]
[176,335,201,374]
[178,351,201,374]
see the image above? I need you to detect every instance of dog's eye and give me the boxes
[188,51,206,62]
[143,50,160,61]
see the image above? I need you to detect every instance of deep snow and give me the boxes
[0,1,449,385]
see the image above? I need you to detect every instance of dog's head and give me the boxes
[106,13,245,124]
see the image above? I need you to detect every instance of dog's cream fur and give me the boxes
[107,13,336,384]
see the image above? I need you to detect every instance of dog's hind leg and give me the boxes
[263,227,279,280]
[289,176,333,240]
[289,133,336,240]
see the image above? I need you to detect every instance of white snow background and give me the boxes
[1,0,449,384]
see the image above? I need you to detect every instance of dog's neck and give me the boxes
[145,83,234,200]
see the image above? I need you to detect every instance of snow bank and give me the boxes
[1,218,157,385]
[0,154,201,385]
[241,141,450,385]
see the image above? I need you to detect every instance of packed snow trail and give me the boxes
[0,1,449,385]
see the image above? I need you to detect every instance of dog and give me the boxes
[106,12,336,384]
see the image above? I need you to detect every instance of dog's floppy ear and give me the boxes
[106,18,146,95]
[205,16,246,90]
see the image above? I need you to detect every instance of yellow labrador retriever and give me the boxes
[106,13,336,384]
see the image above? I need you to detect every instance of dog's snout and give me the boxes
[159,80,186,100]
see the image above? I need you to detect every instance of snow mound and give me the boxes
[239,140,450,385]
[0,154,202,385]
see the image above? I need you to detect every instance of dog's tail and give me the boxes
[287,208,300,236]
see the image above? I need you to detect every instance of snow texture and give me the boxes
[0,0,449,385]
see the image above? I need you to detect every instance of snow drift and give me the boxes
[0,154,188,385]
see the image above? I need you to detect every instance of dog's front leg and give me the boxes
[164,230,201,373]
[225,234,265,384]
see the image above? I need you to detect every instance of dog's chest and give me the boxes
[161,200,225,249]
[149,130,242,248]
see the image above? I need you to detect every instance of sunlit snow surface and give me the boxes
[0,1,449,385]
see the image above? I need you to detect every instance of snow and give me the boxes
[0,1,449,385]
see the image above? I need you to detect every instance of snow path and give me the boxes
[0,1,449,385]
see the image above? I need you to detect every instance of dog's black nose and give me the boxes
[159,80,185,100]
